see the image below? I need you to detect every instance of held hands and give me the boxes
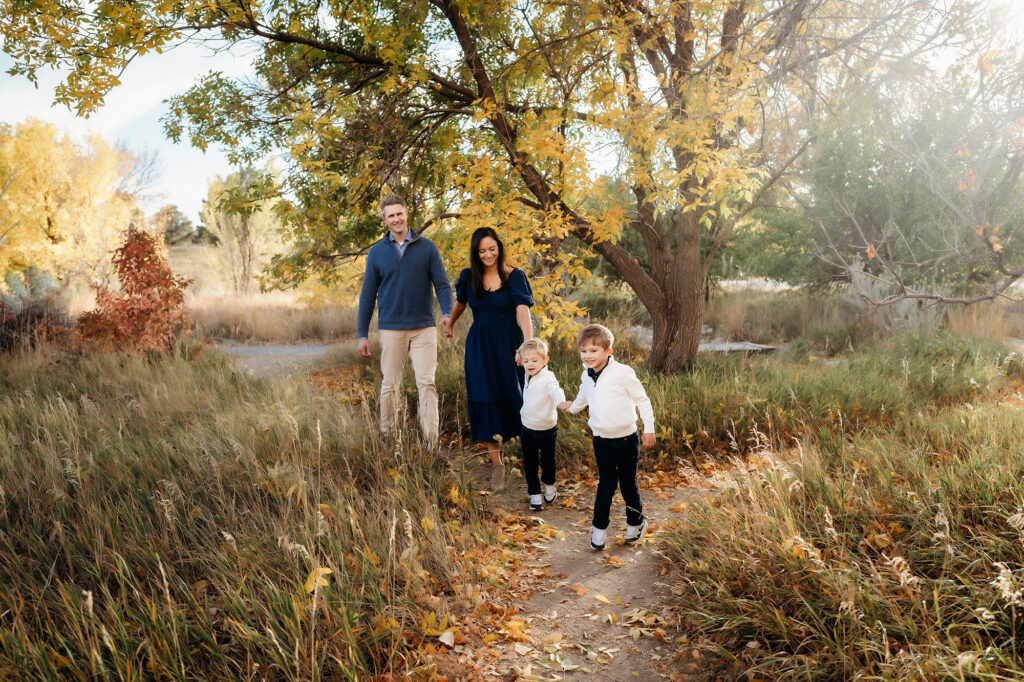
[642,432,656,449]
[558,401,573,413]
[441,316,454,338]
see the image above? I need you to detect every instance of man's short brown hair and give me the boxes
[380,193,405,215]
[577,324,614,350]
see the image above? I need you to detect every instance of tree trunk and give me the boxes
[645,217,704,372]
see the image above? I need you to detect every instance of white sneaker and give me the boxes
[543,484,557,504]
[590,526,606,551]
[624,518,649,545]
[529,494,543,511]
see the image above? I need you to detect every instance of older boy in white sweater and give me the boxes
[559,324,655,550]
[519,338,566,511]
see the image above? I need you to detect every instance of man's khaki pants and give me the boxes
[378,327,439,443]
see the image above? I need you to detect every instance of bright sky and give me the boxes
[0,44,253,223]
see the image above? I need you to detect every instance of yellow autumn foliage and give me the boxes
[0,119,142,288]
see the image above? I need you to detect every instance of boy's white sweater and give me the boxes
[568,357,655,438]
[520,367,567,431]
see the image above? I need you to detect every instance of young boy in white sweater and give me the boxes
[518,338,566,511]
[559,324,655,550]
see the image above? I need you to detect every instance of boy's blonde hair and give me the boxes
[577,324,614,350]
[518,338,549,358]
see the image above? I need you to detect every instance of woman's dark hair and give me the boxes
[469,227,508,298]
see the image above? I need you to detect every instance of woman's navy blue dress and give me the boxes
[455,267,534,443]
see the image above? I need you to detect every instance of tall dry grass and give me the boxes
[660,331,1024,678]
[0,343,480,679]
[187,290,358,342]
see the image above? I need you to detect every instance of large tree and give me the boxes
[1,0,955,369]
[731,21,1024,305]
[0,119,144,288]
[200,167,284,294]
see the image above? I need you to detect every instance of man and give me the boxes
[358,194,452,445]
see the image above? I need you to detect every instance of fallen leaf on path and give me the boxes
[593,594,611,604]
[439,629,456,647]
[670,501,689,512]
[605,556,627,567]
[503,619,530,641]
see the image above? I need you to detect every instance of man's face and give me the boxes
[579,342,612,370]
[521,351,547,377]
[383,203,407,236]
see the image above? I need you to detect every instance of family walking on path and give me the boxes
[358,194,656,550]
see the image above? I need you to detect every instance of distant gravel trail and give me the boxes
[215,341,340,378]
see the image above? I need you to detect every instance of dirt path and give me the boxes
[215,341,340,378]
[216,345,712,679]
[463,465,714,681]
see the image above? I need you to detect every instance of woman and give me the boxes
[444,227,533,487]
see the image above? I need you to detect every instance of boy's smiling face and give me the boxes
[521,351,547,376]
[579,342,612,370]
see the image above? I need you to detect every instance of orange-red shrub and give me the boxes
[77,227,191,351]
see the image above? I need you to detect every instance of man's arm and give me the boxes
[357,250,379,358]
[428,243,453,327]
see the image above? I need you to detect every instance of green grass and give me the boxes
[0,343,481,680]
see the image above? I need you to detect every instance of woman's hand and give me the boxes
[447,301,466,339]
[514,349,521,365]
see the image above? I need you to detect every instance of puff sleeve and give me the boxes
[508,269,534,307]
[455,268,470,304]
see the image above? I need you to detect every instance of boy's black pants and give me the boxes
[520,426,557,495]
[592,432,644,530]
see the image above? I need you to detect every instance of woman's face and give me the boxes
[477,236,500,269]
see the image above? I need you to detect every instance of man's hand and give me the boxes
[358,338,371,358]
[642,432,656,449]
[441,316,453,339]
[558,401,573,413]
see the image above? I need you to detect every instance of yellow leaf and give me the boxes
[303,567,332,593]
[421,517,436,533]
[594,594,611,604]
[504,619,528,640]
